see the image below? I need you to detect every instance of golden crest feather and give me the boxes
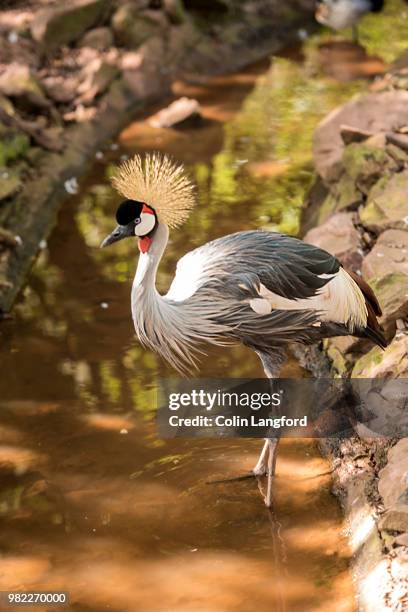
[112,153,196,229]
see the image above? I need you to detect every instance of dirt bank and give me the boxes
[0,0,316,313]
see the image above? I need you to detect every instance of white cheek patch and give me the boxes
[135,212,156,236]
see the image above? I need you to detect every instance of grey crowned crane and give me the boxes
[315,0,385,41]
[101,153,387,507]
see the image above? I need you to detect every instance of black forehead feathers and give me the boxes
[116,200,144,226]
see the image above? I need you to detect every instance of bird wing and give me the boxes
[166,230,367,331]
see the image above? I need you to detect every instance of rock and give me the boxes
[360,169,408,233]
[77,59,119,104]
[352,335,408,378]
[163,0,186,24]
[313,91,408,182]
[79,26,113,50]
[41,76,80,104]
[0,94,15,117]
[362,230,408,280]
[342,142,394,196]
[111,5,163,48]
[122,37,170,101]
[0,64,50,110]
[395,533,408,547]
[0,132,30,166]
[378,506,408,533]
[325,335,367,375]
[317,173,363,223]
[0,228,21,249]
[340,124,374,145]
[369,273,408,333]
[30,0,108,51]
[386,132,408,154]
[378,439,408,510]
[0,169,22,201]
[121,52,143,71]
[304,212,363,272]
[148,97,201,128]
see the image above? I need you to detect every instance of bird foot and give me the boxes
[253,465,268,477]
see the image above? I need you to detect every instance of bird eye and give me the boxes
[135,218,141,225]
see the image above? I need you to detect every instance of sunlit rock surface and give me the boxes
[352,335,408,378]
[361,169,408,232]
[313,90,408,181]
[304,212,363,271]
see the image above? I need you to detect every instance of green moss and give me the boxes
[0,133,30,167]
[352,346,383,377]
[34,0,108,50]
[0,169,22,201]
[358,0,408,63]
[361,170,408,229]
[368,273,408,315]
[342,143,391,194]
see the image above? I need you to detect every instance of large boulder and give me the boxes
[111,5,164,48]
[313,91,408,182]
[76,58,119,104]
[360,169,408,233]
[342,141,395,196]
[0,170,22,201]
[148,97,201,128]
[378,439,408,533]
[362,229,408,333]
[352,335,408,378]
[0,64,50,110]
[304,212,363,272]
[368,273,408,333]
[30,0,108,51]
[362,230,408,280]
[79,26,113,50]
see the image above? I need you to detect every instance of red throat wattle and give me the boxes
[139,236,152,253]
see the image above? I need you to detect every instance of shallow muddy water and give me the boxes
[1,5,408,610]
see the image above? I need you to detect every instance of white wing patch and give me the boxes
[249,298,272,315]
[166,248,208,302]
[249,268,367,331]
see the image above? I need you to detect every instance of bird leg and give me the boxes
[252,438,270,476]
[352,23,359,44]
[252,348,286,507]
[265,438,278,508]
[253,437,279,507]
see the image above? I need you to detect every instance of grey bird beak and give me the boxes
[100,223,134,248]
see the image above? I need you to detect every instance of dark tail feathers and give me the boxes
[347,269,388,350]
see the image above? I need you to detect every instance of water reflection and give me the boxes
[2,9,406,607]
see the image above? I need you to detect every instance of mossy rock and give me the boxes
[352,336,408,378]
[31,0,108,51]
[369,272,408,322]
[163,0,186,24]
[360,169,408,232]
[0,169,22,201]
[112,5,162,48]
[318,173,362,223]
[0,133,30,167]
[0,65,49,110]
[342,143,393,195]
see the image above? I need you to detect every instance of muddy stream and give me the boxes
[1,5,407,609]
